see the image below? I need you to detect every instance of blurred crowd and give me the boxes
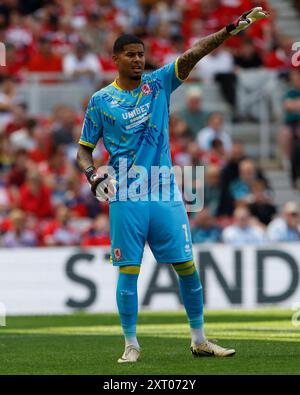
[0,0,299,81]
[0,0,300,247]
[172,90,300,245]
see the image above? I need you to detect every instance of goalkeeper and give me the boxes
[76,7,268,363]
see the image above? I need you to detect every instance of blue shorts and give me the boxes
[109,200,193,266]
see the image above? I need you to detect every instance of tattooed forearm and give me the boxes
[177,27,230,80]
[76,144,94,171]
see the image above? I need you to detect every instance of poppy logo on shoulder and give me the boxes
[141,83,152,95]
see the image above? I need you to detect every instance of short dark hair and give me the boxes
[211,138,223,148]
[113,34,144,54]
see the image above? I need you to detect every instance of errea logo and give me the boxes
[111,100,119,108]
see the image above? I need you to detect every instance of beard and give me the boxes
[130,75,142,81]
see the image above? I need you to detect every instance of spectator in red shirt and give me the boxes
[202,138,227,167]
[0,43,25,80]
[28,123,53,163]
[19,170,53,219]
[264,36,297,74]
[26,36,63,73]
[199,0,224,36]
[39,145,69,183]
[179,0,202,38]
[4,102,29,137]
[81,213,110,246]
[42,13,80,57]
[147,22,173,66]
[98,32,118,74]
[6,149,29,188]
[96,0,124,28]
[247,0,273,51]
[169,114,194,166]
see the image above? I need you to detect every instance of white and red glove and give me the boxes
[226,7,268,36]
[84,166,117,202]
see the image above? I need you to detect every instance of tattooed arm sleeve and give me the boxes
[176,28,230,81]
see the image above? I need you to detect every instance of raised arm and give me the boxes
[177,7,268,80]
[177,28,230,80]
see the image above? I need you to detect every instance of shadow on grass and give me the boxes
[5,311,292,330]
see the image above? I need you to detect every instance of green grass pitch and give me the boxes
[0,309,299,375]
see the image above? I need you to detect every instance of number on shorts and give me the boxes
[182,224,189,242]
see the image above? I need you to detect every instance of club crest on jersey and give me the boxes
[114,248,123,261]
[141,83,152,95]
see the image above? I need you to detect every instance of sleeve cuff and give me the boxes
[78,140,96,149]
[175,57,189,82]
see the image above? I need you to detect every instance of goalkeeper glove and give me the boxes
[226,6,268,36]
[84,166,117,202]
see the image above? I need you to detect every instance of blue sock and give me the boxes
[116,266,140,348]
[173,261,205,344]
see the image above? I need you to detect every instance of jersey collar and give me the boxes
[112,79,122,90]
[112,79,142,92]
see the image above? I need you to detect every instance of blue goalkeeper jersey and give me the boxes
[79,59,184,201]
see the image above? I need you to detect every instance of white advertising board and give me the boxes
[0,244,299,315]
